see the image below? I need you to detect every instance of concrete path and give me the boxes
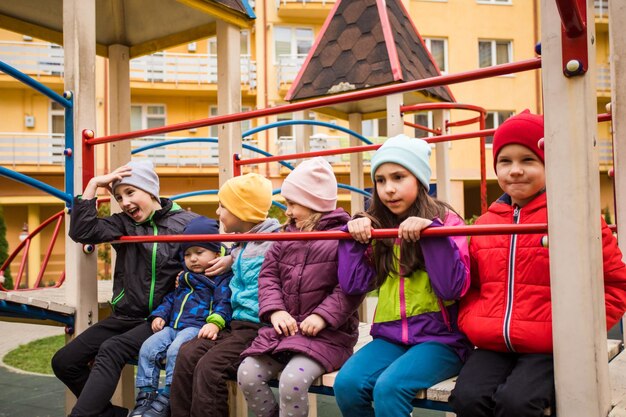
[0,321,65,417]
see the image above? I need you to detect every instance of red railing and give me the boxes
[0,210,66,291]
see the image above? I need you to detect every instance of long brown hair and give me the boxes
[359,183,457,288]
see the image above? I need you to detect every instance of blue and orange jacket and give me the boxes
[150,266,233,331]
[338,212,472,361]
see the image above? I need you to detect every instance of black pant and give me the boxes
[51,315,153,417]
[170,320,263,417]
[449,349,555,417]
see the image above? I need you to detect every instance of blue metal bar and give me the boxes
[0,167,71,204]
[339,184,371,197]
[0,299,74,327]
[0,61,72,108]
[132,137,295,171]
[170,189,286,211]
[64,94,74,204]
[243,120,373,145]
[170,189,218,200]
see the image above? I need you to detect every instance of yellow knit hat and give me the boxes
[218,173,273,223]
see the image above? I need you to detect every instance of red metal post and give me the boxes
[555,0,588,76]
[479,116,488,213]
[82,129,95,193]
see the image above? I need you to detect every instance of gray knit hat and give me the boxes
[112,160,160,199]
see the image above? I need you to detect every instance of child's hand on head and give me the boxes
[270,310,298,336]
[347,217,373,244]
[398,216,433,242]
[198,323,220,340]
[300,313,326,337]
[151,317,165,333]
[205,255,233,276]
[92,165,132,193]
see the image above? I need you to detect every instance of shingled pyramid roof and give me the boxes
[285,0,454,110]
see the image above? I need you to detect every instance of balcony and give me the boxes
[277,54,307,86]
[0,133,65,167]
[130,52,257,89]
[276,0,335,19]
[0,41,257,88]
[0,41,64,79]
[595,0,608,19]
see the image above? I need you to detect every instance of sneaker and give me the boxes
[142,394,170,417]
[129,391,157,417]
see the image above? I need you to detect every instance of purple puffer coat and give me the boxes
[241,208,364,372]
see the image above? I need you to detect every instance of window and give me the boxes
[274,26,314,63]
[424,38,448,73]
[277,113,294,140]
[50,101,65,161]
[50,101,65,135]
[479,40,512,68]
[209,106,252,138]
[485,111,514,144]
[131,105,166,131]
[208,30,250,55]
[413,112,434,138]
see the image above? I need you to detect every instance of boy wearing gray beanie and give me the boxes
[52,160,198,417]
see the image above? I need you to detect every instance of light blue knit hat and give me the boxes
[370,134,432,188]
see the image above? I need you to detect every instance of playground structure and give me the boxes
[0,0,625,416]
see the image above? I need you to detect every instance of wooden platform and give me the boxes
[0,280,113,326]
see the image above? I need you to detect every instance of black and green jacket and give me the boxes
[69,196,198,319]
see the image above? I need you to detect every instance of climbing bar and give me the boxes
[111,223,549,244]
[87,58,542,145]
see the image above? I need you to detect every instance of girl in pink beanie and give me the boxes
[237,157,364,417]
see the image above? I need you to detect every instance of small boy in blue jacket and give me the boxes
[130,216,233,417]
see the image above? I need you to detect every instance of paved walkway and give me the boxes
[0,321,65,417]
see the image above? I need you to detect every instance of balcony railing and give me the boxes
[0,41,64,78]
[130,53,257,88]
[0,41,257,88]
[277,54,307,85]
[276,0,334,6]
[597,66,610,91]
[595,0,608,19]
[0,133,65,166]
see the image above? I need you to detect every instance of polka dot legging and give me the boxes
[238,353,325,417]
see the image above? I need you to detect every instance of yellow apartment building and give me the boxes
[0,0,615,287]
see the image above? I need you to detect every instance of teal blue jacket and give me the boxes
[229,218,282,322]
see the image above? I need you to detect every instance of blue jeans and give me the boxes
[334,338,462,417]
[136,326,200,389]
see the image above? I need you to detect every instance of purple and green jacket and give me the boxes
[337,212,473,361]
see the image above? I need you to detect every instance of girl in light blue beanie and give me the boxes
[334,134,471,417]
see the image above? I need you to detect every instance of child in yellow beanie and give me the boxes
[169,173,282,417]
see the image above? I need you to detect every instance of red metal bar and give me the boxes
[404,121,440,135]
[447,116,483,128]
[237,129,497,167]
[13,240,30,290]
[598,113,612,122]
[87,58,541,145]
[401,103,488,115]
[82,130,95,192]
[33,214,64,288]
[555,0,585,37]
[233,153,242,177]
[112,223,550,244]
[479,117,488,214]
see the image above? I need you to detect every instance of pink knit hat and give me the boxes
[281,157,337,212]
[492,110,544,170]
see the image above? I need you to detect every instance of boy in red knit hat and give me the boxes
[449,110,626,417]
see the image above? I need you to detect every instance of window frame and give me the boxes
[273,26,314,64]
[478,39,513,68]
[424,37,449,74]
[485,110,515,144]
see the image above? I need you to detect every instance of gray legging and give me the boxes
[238,353,325,417]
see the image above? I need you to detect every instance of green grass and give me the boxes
[3,334,64,375]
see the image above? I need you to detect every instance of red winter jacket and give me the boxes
[459,192,626,353]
